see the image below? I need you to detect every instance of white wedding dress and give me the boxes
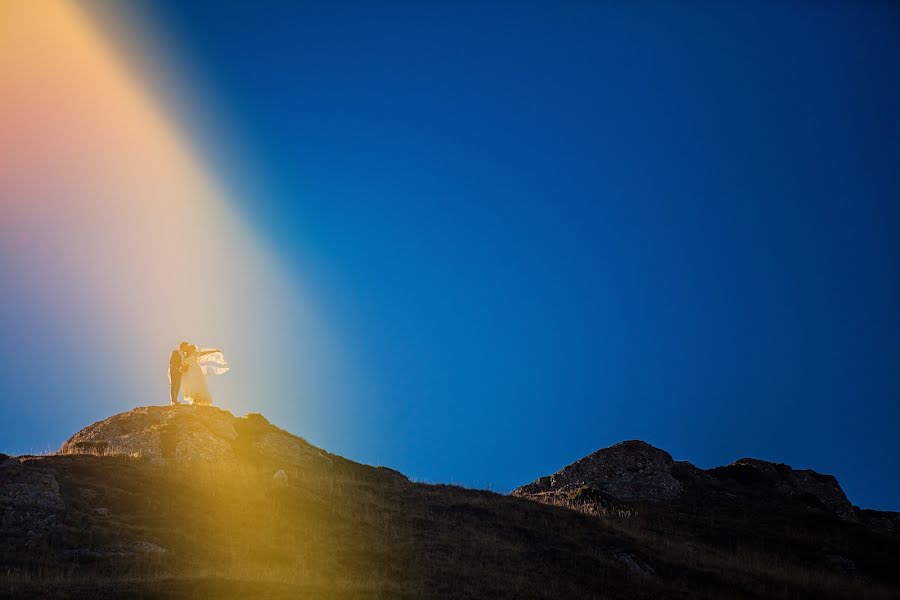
[182,349,229,405]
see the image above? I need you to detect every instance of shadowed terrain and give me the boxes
[1,406,898,598]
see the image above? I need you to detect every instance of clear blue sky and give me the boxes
[5,1,900,510]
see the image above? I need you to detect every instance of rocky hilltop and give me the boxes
[512,440,860,524]
[60,405,332,468]
[2,408,899,599]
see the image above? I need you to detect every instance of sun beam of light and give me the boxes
[0,1,348,433]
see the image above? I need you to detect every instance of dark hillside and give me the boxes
[1,407,898,598]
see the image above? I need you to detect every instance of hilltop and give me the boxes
[1,406,898,598]
[60,405,334,467]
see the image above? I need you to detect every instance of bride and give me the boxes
[181,344,229,405]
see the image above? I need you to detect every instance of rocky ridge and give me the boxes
[512,440,858,523]
[711,457,856,521]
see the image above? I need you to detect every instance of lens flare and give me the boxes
[0,1,344,428]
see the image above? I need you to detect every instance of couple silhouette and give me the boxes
[168,342,229,406]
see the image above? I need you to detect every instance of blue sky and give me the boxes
[4,1,899,509]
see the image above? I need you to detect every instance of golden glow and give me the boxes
[0,1,342,420]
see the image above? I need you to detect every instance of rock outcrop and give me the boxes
[512,440,684,502]
[710,458,856,521]
[513,440,860,523]
[60,405,331,468]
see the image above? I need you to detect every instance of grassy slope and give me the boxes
[2,433,898,599]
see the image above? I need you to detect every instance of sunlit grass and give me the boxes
[2,452,896,598]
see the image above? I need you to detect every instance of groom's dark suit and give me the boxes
[168,350,182,404]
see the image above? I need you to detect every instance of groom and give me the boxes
[168,342,190,405]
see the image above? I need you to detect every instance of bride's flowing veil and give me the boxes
[198,350,230,376]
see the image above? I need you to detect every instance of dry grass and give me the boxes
[2,453,898,599]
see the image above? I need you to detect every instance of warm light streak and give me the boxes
[0,1,343,422]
